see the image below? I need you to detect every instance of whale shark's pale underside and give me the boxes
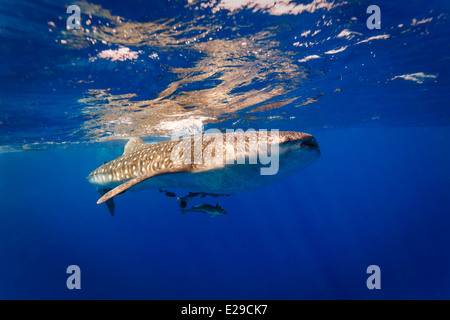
[88,131,320,215]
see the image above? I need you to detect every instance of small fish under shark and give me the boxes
[87,131,320,216]
[181,203,227,217]
[176,192,229,208]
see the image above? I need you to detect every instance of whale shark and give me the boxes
[87,131,320,215]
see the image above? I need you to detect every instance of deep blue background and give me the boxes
[1,127,449,299]
[1,0,450,299]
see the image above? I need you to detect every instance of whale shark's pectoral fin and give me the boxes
[98,188,115,216]
[96,168,195,205]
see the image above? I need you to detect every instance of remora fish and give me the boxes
[87,131,320,215]
[159,188,176,198]
[177,192,228,208]
[177,192,200,209]
[181,203,228,217]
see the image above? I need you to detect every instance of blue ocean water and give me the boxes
[1,0,450,299]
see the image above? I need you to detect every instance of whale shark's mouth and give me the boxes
[300,137,319,150]
[279,136,320,156]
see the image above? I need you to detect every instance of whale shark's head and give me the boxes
[277,131,320,155]
[273,131,321,176]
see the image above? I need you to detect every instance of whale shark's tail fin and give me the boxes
[98,188,115,216]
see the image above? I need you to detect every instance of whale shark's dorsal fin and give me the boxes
[123,137,148,156]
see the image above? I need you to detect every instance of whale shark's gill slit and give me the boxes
[96,167,196,206]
